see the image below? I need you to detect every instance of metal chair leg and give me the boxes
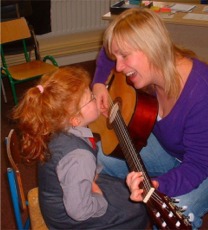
[1,77,7,103]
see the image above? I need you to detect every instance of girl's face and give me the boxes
[77,88,100,127]
[111,40,157,89]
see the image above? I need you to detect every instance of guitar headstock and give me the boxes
[146,190,192,230]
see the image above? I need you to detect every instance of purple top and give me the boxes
[93,48,208,197]
[91,47,115,86]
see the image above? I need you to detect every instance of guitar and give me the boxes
[89,71,158,159]
[90,72,192,229]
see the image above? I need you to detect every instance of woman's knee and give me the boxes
[174,178,208,229]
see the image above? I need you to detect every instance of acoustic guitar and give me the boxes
[89,71,158,159]
[90,72,192,229]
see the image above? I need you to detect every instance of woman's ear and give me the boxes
[70,115,81,127]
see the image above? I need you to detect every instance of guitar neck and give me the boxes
[107,88,192,229]
[108,85,192,230]
[110,104,155,202]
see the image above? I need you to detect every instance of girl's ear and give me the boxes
[70,115,81,127]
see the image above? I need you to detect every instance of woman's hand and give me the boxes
[92,83,109,117]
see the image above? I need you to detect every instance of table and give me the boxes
[102,2,208,62]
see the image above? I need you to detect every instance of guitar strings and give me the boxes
[115,110,151,193]
[108,97,164,204]
[107,96,185,227]
[108,98,150,192]
[108,97,151,192]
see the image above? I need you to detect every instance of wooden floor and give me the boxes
[1,60,208,229]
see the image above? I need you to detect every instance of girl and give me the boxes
[13,66,148,229]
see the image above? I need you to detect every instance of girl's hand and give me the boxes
[126,171,159,202]
[92,181,103,195]
[92,83,109,117]
[126,171,144,202]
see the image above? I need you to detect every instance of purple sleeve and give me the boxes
[153,59,208,197]
[91,47,115,86]
[155,96,208,197]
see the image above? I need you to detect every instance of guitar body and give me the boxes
[89,71,158,159]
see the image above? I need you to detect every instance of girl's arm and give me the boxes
[57,150,108,221]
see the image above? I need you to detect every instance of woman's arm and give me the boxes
[91,47,115,86]
[91,47,115,116]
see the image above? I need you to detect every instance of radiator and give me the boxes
[50,0,117,36]
[8,0,119,65]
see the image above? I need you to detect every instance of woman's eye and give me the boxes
[121,53,128,58]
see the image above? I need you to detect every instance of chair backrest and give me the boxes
[1,2,40,59]
[1,0,32,21]
[1,17,40,68]
[6,129,27,210]
[1,2,20,20]
[1,17,31,44]
[6,129,48,230]
[6,129,21,165]
[6,129,30,229]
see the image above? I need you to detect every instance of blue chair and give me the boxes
[7,168,30,229]
[6,129,48,230]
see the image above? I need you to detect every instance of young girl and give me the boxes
[12,66,148,229]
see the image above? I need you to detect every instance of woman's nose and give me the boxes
[116,60,124,72]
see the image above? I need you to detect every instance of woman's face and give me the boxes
[111,40,156,89]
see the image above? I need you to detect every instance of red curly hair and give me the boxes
[12,66,91,163]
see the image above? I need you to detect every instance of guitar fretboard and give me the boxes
[109,102,155,202]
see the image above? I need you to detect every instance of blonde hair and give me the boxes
[103,8,196,97]
[12,66,91,163]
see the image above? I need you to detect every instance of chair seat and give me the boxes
[28,187,48,230]
[8,60,58,81]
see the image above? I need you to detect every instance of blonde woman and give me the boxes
[92,8,208,229]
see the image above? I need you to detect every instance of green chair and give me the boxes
[1,17,58,105]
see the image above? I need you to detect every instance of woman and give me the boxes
[92,8,208,229]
